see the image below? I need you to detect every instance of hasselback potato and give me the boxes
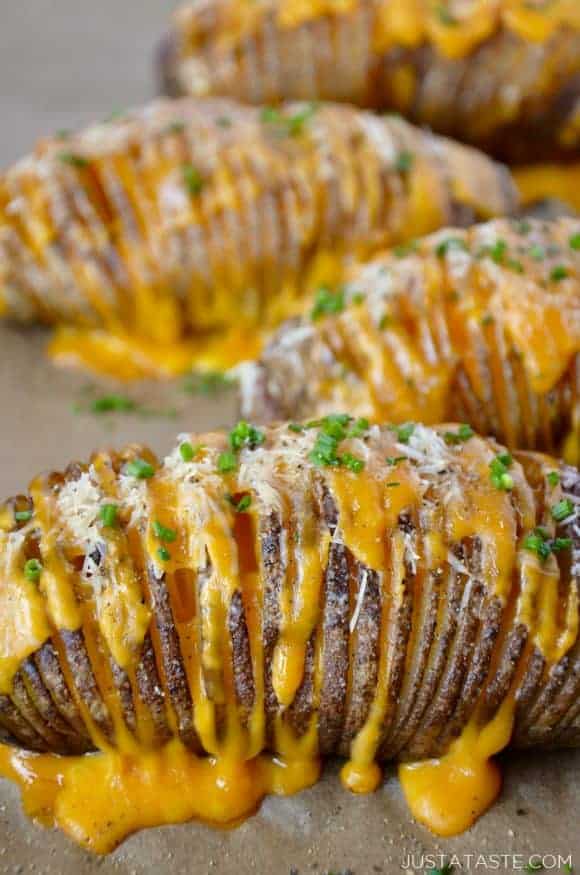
[0,420,578,850]
[0,98,516,377]
[241,217,580,458]
[160,0,580,163]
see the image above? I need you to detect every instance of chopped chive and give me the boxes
[165,120,186,135]
[435,237,468,258]
[444,424,474,444]
[348,417,370,438]
[550,264,568,282]
[310,286,345,321]
[228,493,252,513]
[260,103,318,136]
[386,456,406,465]
[507,258,524,273]
[182,370,236,397]
[90,394,137,414]
[514,219,531,235]
[522,528,571,562]
[24,558,42,582]
[386,481,400,488]
[157,547,171,562]
[436,4,457,25]
[351,291,365,305]
[58,152,89,169]
[393,240,418,258]
[478,239,507,264]
[179,441,200,462]
[288,423,305,433]
[547,471,560,487]
[391,422,415,444]
[341,453,365,473]
[153,521,177,543]
[528,244,545,261]
[523,529,552,561]
[125,458,155,480]
[14,509,33,523]
[379,313,392,330]
[99,504,119,528]
[217,451,237,474]
[489,453,513,491]
[552,537,572,553]
[569,232,580,251]
[395,150,414,174]
[551,498,574,522]
[229,421,265,452]
[182,163,204,196]
[481,313,495,326]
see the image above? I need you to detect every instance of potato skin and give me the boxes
[160,1,580,163]
[0,425,578,760]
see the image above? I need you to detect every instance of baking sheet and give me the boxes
[1,3,579,872]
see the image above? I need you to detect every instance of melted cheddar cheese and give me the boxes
[0,423,577,852]
[513,162,580,214]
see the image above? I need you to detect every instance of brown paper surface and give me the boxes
[0,3,579,871]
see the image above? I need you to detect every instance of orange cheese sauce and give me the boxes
[0,425,577,851]
[0,741,319,855]
[399,695,515,836]
[513,162,580,214]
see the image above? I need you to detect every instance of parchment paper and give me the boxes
[0,4,579,872]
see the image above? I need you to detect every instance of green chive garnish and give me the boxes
[341,453,365,473]
[228,494,252,513]
[99,504,119,528]
[550,265,568,282]
[182,163,204,196]
[436,237,468,258]
[547,471,560,487]
[217,451,238,474]
[179,441,199,462]
[58,152,88,169]
[395,150,414,174]
[157,547,171,562]
[489,453,514,491]
[391,423,415,444]
[24,558,42,582]
[310,286,346,321]
[125,458,155,479]
[551,499,574,522]
[14,510,33,523]
[444,424,474,444]
[153,521,177,543]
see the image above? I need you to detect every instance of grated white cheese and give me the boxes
[395,424,449,476]
[349,566,370,634]
[56,471,103,547]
